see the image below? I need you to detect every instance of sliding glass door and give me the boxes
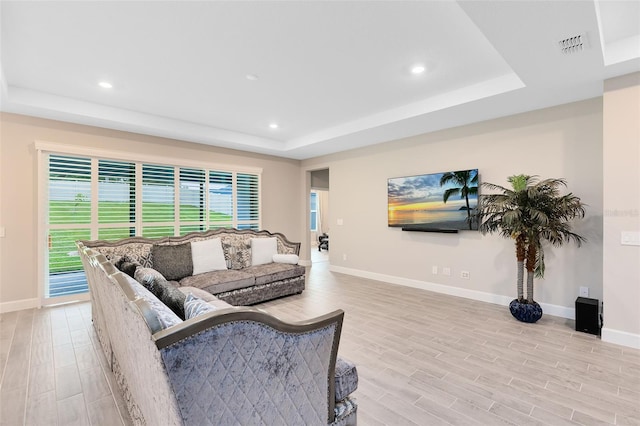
[42,151,261,304]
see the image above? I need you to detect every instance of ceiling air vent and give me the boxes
[558,34,587,55]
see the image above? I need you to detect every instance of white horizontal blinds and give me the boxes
[47,155,91,298]
[49,155,92,225]
[236,172,259,230]
[142,164,175,238]
[179,167,206,235]
[98,159,136,240]
[209,171,233,229]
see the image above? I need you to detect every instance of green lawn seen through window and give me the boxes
[48,201,232,273]
[49,201,231,224]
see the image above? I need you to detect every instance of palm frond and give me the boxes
[480,174,586,284]
[442,188,460,204]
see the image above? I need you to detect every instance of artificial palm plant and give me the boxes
[479,175,586,322]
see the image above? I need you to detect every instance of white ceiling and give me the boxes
[1,1,639,160]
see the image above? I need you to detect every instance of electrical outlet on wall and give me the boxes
[461,271,470,279]
[442,267,451,276]
[579,286,589,297]
[432,266,438,275]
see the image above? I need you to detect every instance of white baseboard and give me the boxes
[538,302,576,320]
[601,327,640,349]
[330,265,575,319]
[0,297,40,314]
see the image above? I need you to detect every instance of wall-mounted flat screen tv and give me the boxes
[388,168,479,231]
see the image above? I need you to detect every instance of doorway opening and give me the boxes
[310,169,329,262]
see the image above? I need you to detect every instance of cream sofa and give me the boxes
[76,232,358,425]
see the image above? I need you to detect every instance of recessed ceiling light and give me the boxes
[246,74,259,81]
[411,65,426,75]
[269,123,279,129]
[98,81,113,89]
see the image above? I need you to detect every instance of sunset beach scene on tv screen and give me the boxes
[388,169,479,230]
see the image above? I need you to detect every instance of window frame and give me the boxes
[37,141,262,306]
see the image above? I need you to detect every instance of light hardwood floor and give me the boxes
[1,255,638,425]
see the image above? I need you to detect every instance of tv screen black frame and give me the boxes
[387,168,479,231]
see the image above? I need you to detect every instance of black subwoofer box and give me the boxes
[575,297,600,335]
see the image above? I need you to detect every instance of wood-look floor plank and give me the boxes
[413,395,482,426]
[73,345,100,372]
[78,367,111,403]
[488,402,545,426]
[25,389,58,426]
[28,361,56,397]
[54,365,82,401]
[56,394,89,426]
[30,342,54,367]
[0,386,27,426]
[52,343,76,370]
[450,399,517,426]
[530,406,582,426]
[87,395,124,426]
[2,341,31,391]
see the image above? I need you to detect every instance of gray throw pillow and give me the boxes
[152,280,187,320]
[115,255,141,278]
[152,243,193,281]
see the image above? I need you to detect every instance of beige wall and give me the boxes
[602,72,640,347]
[302,98,604,316]
[0,113,303,309]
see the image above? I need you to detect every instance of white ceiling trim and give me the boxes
[3,83,288,154]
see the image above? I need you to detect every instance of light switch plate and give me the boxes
[0,227,5,238]
[621,231,640,246]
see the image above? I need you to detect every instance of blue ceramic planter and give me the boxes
[509,299,543,323]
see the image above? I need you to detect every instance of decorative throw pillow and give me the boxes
[152,280,187,320]
[152,243,193,281]
[134,267,167,289]
[128,277,182,330]
[191,238,227,275]
[251,237,278,266]
[115,255,141,278]
[184,293,217,319]
[272,254,299,264]
[224,241,251,270]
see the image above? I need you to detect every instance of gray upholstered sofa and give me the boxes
[81,228,306,306]
[76,233,358,425]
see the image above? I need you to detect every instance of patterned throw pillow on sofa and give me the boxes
[184,293,217,319]
[223,237,251,270]
[134,267,167,289]
[133,268,187,319]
